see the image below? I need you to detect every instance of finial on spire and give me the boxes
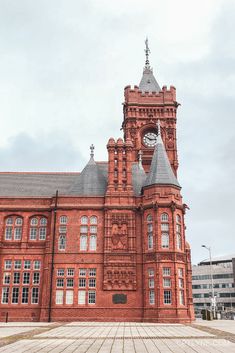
[145,37,150,69]
[138,150,144,169]
[157,120,161,136]
[90,144,94,158]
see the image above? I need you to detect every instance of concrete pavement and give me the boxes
[0,320,234,352]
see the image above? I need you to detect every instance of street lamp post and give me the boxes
[202,245,216,318]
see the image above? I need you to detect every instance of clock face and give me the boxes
[143,131,157,147]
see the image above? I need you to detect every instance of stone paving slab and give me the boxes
[66,322,182,326]
[0,322,235,353]
[0,338,234,353]
[35,324,214,339]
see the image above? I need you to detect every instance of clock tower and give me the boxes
[122,39,179,174]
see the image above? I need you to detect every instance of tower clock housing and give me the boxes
[122,41,179,174]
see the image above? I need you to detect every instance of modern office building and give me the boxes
[192,255,235,315]
[0,42,194,322]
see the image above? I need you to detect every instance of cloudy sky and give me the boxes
[0,0,234,264]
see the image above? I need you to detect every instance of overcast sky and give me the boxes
[0,0,234,264]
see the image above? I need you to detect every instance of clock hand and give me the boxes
[148,136,157,141]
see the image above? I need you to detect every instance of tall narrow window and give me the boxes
[59,216,67,251]
[161,233,169,248]
[59,235,66,250]
[161,213,169,249]
[2,288,9,304]
[12,287,19,304]
[78,290,86,304]
[66,290,74,304]
[147,214,153,250]
[80,235,87,251]
[176,215,182,250]
[178,267,185,305]
[88,291,96,304]
[22,288,29,304]
[31,288,39,304]
[90,235,97,251]
[149,290,155,305]
[80,216,98,252]
[164,290,172,304]
[55,290,63,305]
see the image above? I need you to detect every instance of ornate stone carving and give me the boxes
[103,267,136,291]
[145,253,156,262]
[111,222,128,250]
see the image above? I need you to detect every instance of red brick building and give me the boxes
[0,42,194,322]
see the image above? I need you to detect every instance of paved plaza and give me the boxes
[0,320,235,352]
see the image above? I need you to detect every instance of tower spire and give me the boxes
[145,37,150,69]
[144,120,180,188]
[156,120,162,142]
[139,38,160,93]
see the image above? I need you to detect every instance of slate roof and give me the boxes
[139,67,161,93]
[0,172,78,197]
[144,127,180,188]
[0,162,144,197]
[132,163,146,196]
[67,157,107,196]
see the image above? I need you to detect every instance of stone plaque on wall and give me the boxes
[112,294,127,304]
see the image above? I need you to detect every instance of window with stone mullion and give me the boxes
[147,215,153,250]
[5,216,23,241]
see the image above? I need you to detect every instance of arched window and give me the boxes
[5,216,23,241]
[161,213,169,222]
[81,216,88,225]
[40,217,47,226]
[59,235,66,250]
[15,218,23,226]
[60,216,67,225]
[31,217,38,226]
[6,217,13,225]
[161,213,169,249]
[90,216,97,225]
[147,214,153,250]
[176,214,182,250]
[29,216,47,241]
[79,216,98,251]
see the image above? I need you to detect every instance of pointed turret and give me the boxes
[132,150,146,195]
[139,38,161,93]
[69,144,107,195]
[144,121,180,188]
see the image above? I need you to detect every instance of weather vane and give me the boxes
[145,37,150,68]
[90,144,94,158]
